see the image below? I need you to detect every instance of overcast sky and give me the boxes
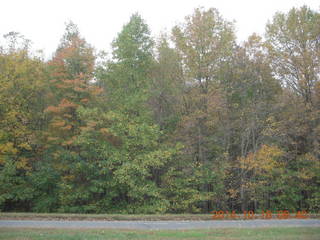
[1,0,319,58]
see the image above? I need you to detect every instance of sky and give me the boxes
[1,0,319,59]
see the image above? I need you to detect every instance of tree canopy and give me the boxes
[0,6,319,213]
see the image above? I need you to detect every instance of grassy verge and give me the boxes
[0,212,319,221]
[0,227,319,240]
[0,213,213,221]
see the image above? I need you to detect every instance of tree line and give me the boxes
[0,5,319,213]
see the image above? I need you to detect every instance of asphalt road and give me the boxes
[0,219,319,230]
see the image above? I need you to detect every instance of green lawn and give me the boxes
[0,227,319,240]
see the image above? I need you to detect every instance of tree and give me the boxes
[105,13,154,112]
[97,14,179,213]
[266,6,320,211]
[172,7,235,212]
[219,34,281,211]
[149,35,184,132]
[266,5,320,106]
[0,33,47,211]
[1,6,319,214]
[44,22,102,212]
[237,145,284,211]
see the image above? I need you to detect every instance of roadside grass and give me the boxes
[0,212,319,221]
[0,213,213,221]
[0,227,320,240]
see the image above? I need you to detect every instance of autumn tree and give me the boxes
[266,6,320,211]
[0,33,47,211]
[43,22,103,212]
[0,6,319,214]
[218,34,282,211]
[266,5,320,105]
[171,7,235,212]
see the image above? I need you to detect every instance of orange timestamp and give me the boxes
[211,210,309,220]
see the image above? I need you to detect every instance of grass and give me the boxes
[0,212,213,221]
[0,227,319,240]
[0,212,319,221]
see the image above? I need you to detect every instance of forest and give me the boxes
[0,5,319,214]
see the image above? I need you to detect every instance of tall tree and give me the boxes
[0,33,47,211]
[266,6,320,211]
[149,35,184,132]
[97,14,178,213]
[172,7,235,212]
[44,22,102,212]
[220,34,281,211]
[266,5,320,106]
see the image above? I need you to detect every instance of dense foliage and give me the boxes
[0,6,319,213]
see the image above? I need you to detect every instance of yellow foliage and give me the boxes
[227,188,238,198]
[239,145,284,173]
[16,157,31,170]
[0,142,18,155]
[62,175,75,181]
[18,142,32,150]
[297,153,320,179]
[99,128,110,135]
